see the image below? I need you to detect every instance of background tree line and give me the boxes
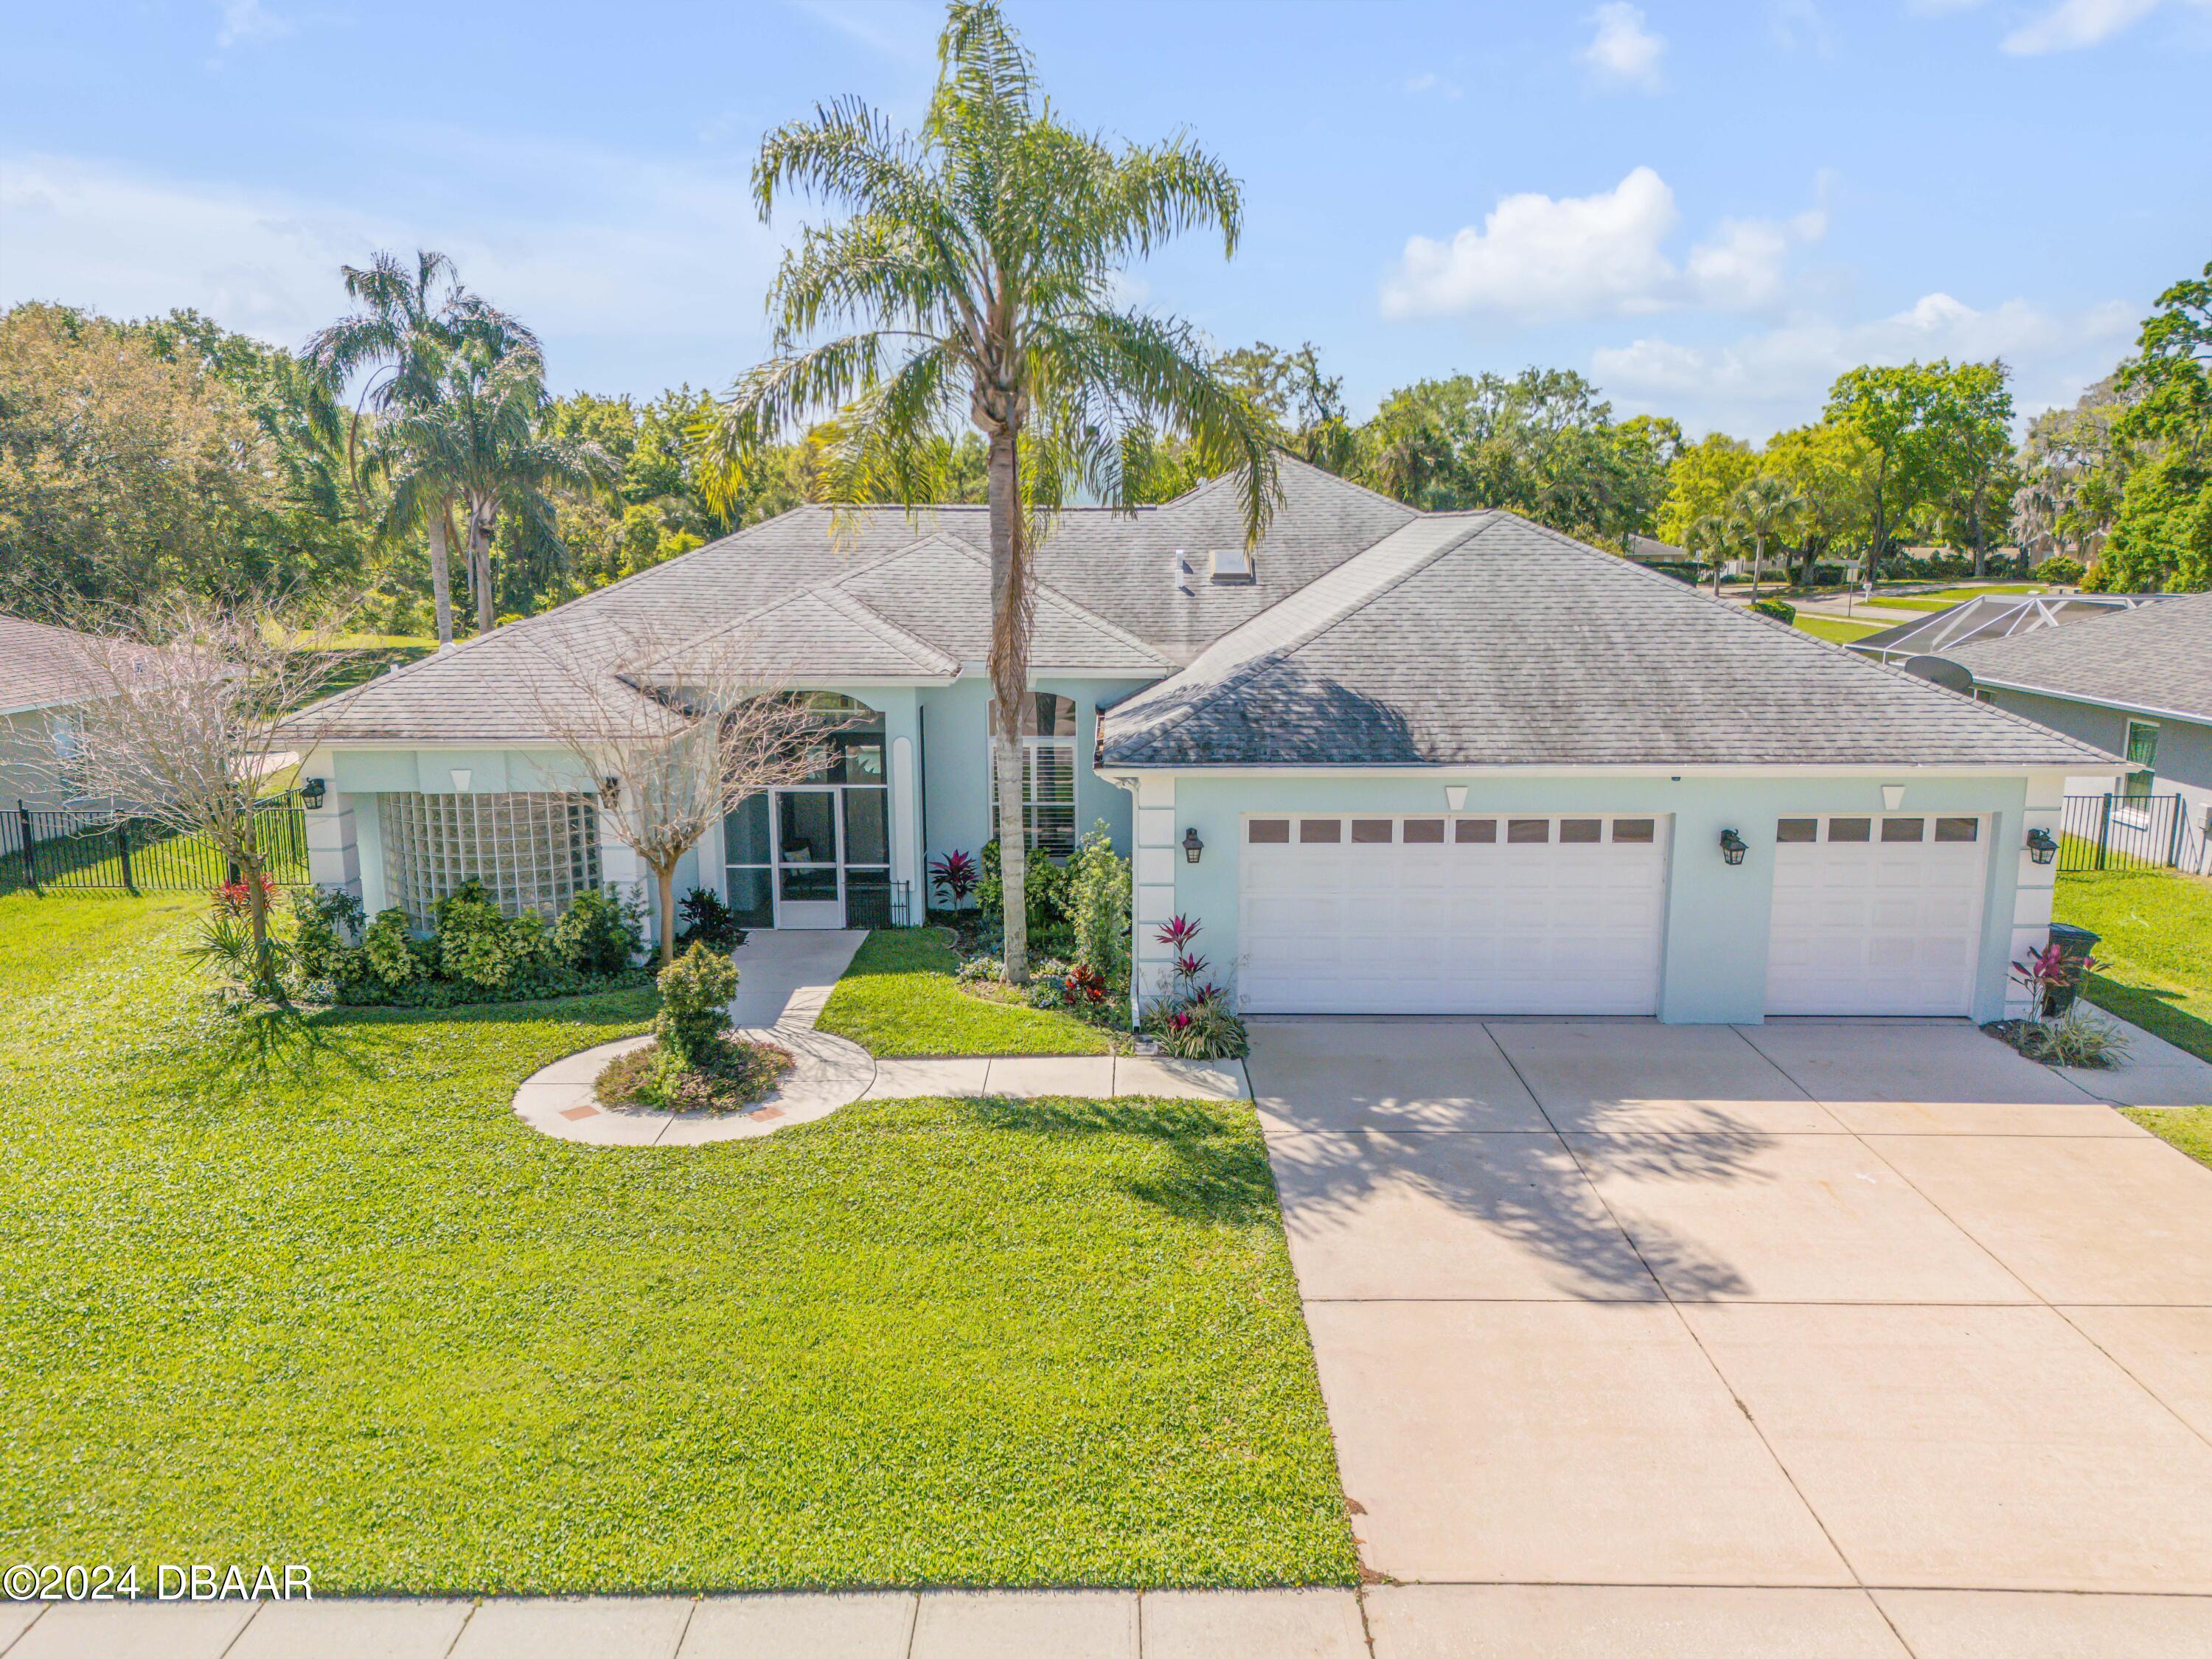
[4,255,2203,633]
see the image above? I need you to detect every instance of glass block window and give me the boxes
[380,792,601,928]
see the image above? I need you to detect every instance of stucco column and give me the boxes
[303,787,360,898]
[596,804,653,949]
[1131,773,1178,1009]
[2004,773,2065,1020]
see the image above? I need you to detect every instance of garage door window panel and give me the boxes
[1882,817,1925,843]
[1934,817,1978,843]
[1455,818,1497,844]
[1403,818,1444,844]
[1248,819,1290,844]
[1613,818,1655,844]
[1507,819,1550,844]
[1560,818,1601,844]
[1351,818,1394,844]
[1299,819,1342,844]
[1829,818,1871,842]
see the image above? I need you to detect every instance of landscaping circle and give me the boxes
[512,1025,876,1147]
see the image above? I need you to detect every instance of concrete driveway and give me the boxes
[1252,1016,2212,1657]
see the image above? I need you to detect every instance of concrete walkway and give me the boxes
[512,931,1253,1144]
[1252,1014,2212,1655]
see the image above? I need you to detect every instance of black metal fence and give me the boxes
[2059,792,2211,874]
[1,799,310,897]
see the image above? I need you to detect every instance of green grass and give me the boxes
[2055,863,2212,1065]
[2122,1107,2212,1169]
[0,896,1352,1592]
[1794,614,1888,644]
[816,928,1130,1056]
[1861,584,2051,613]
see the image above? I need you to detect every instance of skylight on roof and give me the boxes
[1209,547,1253,584]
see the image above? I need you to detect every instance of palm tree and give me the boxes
[307,251,534,646]
[696,0,1278,982]
[369,342,611,632]
[1728,476,1803,601]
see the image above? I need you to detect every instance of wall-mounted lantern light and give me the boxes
[2026,827,2059,866]
[600,776,622,807]
[1718,827,1748,866]
[299,776,327,810]
[1183,826,1205,864]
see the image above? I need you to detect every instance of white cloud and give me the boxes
[215,0,292,49]
[0,150,789,392]
[1380,167,1826,323]
[1405,71,1464,100]
[2001,0,2188,54]
[1579,4,1667,91]
[1592,292,2138,437]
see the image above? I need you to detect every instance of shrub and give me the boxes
[554,888,643,976]
[2039,555,2084,585]
[358,908,425,990]
[675,886,745,954]
[1750,597,1796,625]
[956,954,1004,984]
[288,887,364,981]
[1142,992,1250,1060]
[978,837,1074,954]
[1068,822,1132,991]
[596,1035,793,1113]
[212,873,279,917]
[653,941,740,1073]
[433,880,549,998]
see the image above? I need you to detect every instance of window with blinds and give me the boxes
[379,792,602,927]
[989,693,1079,858]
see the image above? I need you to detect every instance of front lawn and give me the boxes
[2055,863,2212,1065]
[0,895,1351,1592]
[816,926,1130,1056]
[1794,614,1888,644]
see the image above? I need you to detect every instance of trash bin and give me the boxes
[2043,923,2100,1017]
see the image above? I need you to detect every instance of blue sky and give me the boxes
[2,0,2206,438]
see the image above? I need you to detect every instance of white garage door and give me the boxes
[1237,814,1670,1015]
[1766,814,1988,1016]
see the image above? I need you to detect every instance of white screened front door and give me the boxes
[1237,813,1671,1015]
[1765,814,1989,1016]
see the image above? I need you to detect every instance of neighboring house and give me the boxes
[1848,592,2170,667]
[298,460,2119,1025]
[1930,594,2212,836]
[0,614,164,812]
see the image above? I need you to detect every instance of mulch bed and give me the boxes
[594,1035,796,1113]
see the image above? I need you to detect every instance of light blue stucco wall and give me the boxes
[916,675,1155,882]
[1148,770,2035,1025]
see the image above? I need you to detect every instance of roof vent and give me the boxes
[1172,547,1196,597]
[1208,546,1254,584]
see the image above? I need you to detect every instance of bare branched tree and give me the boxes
[522,623,831,964]
[62,596,361,991]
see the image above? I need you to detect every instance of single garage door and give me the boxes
[1237,813,1670,1015]
[1765,814,1988,1016]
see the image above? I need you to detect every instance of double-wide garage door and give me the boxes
[1765,813,1988,1016]
[1238,813,1669,1015]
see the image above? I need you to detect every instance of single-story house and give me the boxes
[298,460,2121,1025]
[0,614,167,812]
[1929,593,2212,858]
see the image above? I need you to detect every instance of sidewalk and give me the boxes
[0,1587,1366,1658]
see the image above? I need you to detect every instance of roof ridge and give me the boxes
[839,535,1169,667]
[815,585,960,674]
[1103,512,1498,754]
[1506,516,2119,763]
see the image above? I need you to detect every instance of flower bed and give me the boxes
[595,1035,794,1112]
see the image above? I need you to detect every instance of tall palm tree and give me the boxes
[697,0,1278,981]
[1728,476,1803,601]
[307,251,534,646]
[1688,511,1733,596]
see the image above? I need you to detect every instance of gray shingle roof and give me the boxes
[1098,515,2118,770]
[307,458,1394,742]
[0,615,171,714]
[1933,593,2212,723]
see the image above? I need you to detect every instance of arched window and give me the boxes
[990,693,1078,858]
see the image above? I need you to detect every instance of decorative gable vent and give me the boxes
[1209,546,1254,584]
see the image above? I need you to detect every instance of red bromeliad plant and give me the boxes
[1066,962,1109,1004]
[213,874,279,917]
